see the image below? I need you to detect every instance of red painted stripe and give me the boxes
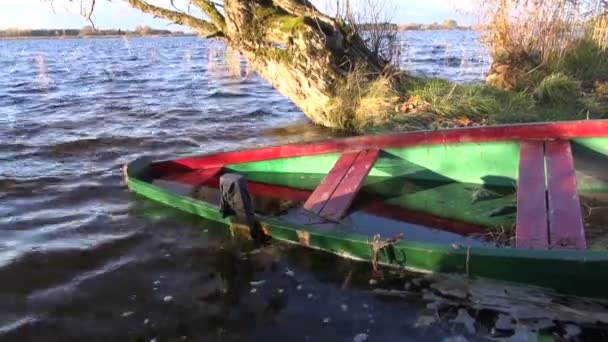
[151,120,608,171]
[319,149,380,222]
[546,140,586,250]
[515,141,549,249]
[303,152,360,215]
[162,167,223,188]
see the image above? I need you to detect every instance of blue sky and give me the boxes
[0,0,476,30]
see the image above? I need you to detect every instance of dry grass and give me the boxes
[328,65,402,130]
[480,0,604,65]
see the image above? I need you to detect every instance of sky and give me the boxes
[0,0,477,30]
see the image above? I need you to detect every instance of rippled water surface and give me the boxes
[2,33,607,341]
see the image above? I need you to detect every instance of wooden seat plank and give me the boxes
[515,141,549,249]
[303,151,360,215]
[546,140,586,250]
[319,149,380,222]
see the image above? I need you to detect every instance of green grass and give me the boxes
[365,76,604,133]
[534,73,580,104]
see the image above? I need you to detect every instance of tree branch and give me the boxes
[272,0,335,25]
[126,0,224,38]
[192,0,226,31]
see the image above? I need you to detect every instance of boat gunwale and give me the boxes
[152,120,608,171]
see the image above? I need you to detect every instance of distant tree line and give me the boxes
[0,26,190,38]
[352,20,472,32]
[398,19,471,31]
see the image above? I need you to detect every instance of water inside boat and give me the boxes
[152,170,517,248]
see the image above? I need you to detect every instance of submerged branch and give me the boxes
[126,0,223,38]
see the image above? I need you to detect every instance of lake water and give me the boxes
[1,32,606,341]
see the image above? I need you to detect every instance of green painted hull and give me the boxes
[125,132,608,299]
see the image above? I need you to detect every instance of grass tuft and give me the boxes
[534,73,580,104]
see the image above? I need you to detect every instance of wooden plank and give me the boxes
[303,151,360,215]
[546,140,587,250]
[318,149,380,222]
[159,121,608,170]
[515,141,549,249]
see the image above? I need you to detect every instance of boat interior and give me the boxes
[143,133,608,251]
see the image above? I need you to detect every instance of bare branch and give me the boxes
[191,0,226,31]
[85,0,97,30]
[126,0,224,38]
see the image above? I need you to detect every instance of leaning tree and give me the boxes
[64,0,400,128]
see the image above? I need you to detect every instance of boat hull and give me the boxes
[125,121,608,299]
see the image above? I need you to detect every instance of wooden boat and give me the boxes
[124,120,608,298]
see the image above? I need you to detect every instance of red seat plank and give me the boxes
[319,149,380,222]
[303,152,360,215]
[163,167,223,187]
[515,141,549,249]
[546,140,586,250]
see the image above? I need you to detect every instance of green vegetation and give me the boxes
[353,75,604,133]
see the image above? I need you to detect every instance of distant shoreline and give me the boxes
[0,34,197,41]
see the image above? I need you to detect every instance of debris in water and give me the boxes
[203,229,208,233]
[277,288,284,294]
[430,277,468,299]
[285,268,295,277]
[144,319,149,325]
[122,311,134,317]
[323,317,331,324]
[369,279,378,285]
[296,284,303,291]
[415,315,437,327]
[442,336,468,342]
[307,293,314,299]
[564,324,581,338]
[163,296,173,302]
[471,188,501,203]
[488,205,516,217]
[341,304,348,312]
[353,333,368,342]
[494,314,515,331]
[154,280,161,285]
[451,309,476,334]
[362,303,369,309]
[250,280,266,286]
[250,288,257,293]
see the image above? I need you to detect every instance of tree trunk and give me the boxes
[127,0,392,128]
